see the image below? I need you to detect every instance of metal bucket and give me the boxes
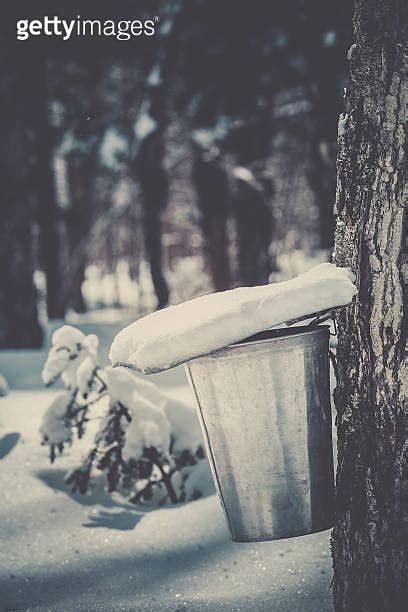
[185,325,334,542]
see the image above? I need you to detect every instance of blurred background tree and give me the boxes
[0,0,353,348]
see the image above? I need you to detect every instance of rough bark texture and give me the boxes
[0,46,43,348]
[331,1,407,610]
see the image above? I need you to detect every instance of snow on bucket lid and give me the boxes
[109,263,356,374]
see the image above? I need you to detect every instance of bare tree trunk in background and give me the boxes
[227,117,275,286]
[332,1,407,610]
[307,139,337,250]
[65,153,96,313]
[0,47,43,348]
[304,63,340,252]
[299,0,351,251]
[138,131,170,309]
[29,59,65,319]
[193,149,231,292]
[232,176,273,286]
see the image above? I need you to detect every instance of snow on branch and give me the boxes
[41,325,99,389]
[40,325,211,506]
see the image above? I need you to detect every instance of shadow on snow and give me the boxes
[0,432,20,460]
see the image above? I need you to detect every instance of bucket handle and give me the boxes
[285,306,341,335]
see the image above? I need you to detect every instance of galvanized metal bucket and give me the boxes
[185,325,334,542]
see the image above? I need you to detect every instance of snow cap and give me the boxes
[109,263,357,374]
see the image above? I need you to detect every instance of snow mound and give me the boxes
[103,366,166,410]
[165,396,203,455]
[40,391,72,445]
[103,367,203,461]
[104,367,171,461]
[182,459,214,500]
[122,404,171,462]
[109,263,356,373]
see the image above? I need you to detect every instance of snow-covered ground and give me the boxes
[0,377,334,611]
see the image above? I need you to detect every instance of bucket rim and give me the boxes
[231,323,330,348]
[184,324,330,367]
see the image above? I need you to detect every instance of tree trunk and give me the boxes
[301,0,350,251]
[138,131,170,309]
[232,176,273,286]
[29,59,65,320]
[306,139,337,251]
[226,120,275,286]
[0,46,43,348]
[65,153,96,313]
[193,149,231,292]
[331,1,407,610]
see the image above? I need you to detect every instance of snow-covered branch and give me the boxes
[40,325,211,506]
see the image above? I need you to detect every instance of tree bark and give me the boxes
[0,46,43,348]
[331,1,407,610]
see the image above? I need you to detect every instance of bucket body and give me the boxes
[185,325,334,542]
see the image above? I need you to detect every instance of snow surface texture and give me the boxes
[0,373,9,397]
[0,387,334,611]
[110,263,356,374]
